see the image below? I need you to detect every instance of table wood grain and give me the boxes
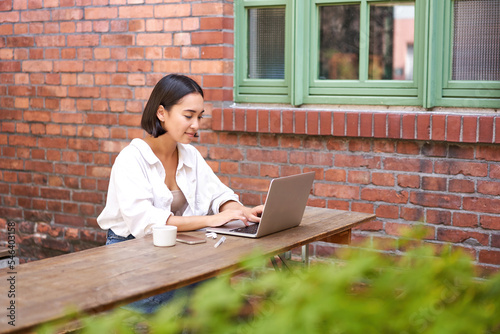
[0,207,374,333]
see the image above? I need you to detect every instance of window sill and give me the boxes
[212,106,500,144]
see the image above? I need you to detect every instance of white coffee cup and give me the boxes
[153,225,177,247]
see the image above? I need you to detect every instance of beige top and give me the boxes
[171,190,188,216]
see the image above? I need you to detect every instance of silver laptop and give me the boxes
[206,172,315,238]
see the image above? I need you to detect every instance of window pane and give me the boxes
[319,5,360,80]
[452,0,500,81]
[369,2,415,80]
[248,7,286,79]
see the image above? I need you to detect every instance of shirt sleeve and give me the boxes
[107,151,172,238]
[191,149,241,215]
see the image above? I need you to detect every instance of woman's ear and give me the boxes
[156,105,166,122]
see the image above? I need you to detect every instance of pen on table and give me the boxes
[214,236,226,248]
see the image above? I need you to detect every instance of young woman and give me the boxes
[97,74,263,312]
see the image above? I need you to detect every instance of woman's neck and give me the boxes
[144,135,177,162]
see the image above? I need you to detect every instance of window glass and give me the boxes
[452,0,500,81]
[319,5,360,80]
[369,2,415,80]
[248,7,286,79]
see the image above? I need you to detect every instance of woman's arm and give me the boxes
[166,201,264,231]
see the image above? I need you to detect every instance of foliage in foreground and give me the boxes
[39,235,500,334]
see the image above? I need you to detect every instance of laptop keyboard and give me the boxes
[231,224,259,234]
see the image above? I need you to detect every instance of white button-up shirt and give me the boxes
[97,138,240,238]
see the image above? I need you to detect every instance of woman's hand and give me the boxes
[218,201,265,226]
[207,209,248,227]
[242,205,264,224]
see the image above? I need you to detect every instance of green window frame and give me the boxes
[234,0,500,108]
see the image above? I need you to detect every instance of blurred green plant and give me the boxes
[38,231,500,334]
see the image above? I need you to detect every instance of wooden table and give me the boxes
[0,207,374,333]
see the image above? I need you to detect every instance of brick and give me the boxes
[448,144,474,159]
[314,183,359,200]
[478,116,494,143]
[452,212,478,228]
[434,160,488,177]
[200,17,223,30]
[294,110,306,134]
[229,177,269,192]
[306,111,319,135]
[54,61,84,72]
[332,112,345,136]
[0,61,21,72]
[477,180,500,196]
[52,8,83,20]
[192,31,223,45]
[155,4,190,18]
[387,113,401,138]
[401,114,415,139]
[68,87,99,98]
[0,11,19,23]
[348,170,370,184]
[269,109,280,133]
[319,111,332,135]
[431,114,446,141]
[85,7,118,19]
[493,234,500,248]
[101,87,133,99]
[334,154,380,169]
[384,157,432,173]
[361,188,408,204]
[416,114,430,140]
[54,214,85,227]
[22,60,52,72]
[192,2,223,16]
[446,115,461,142]
[373,113,386,138]
[209,147,243,161]
[191,60,224,74]
[371,172,395,186]
[7,36,34,47]
[427,209,451,225]
[21,10,50,21]
[448,179,475,193]
[476,146,500,162]
[478,250,500,265]
[153,60,189,73]
[496,117,500,144]
[410,192,461,209]
[67,34,99,46]
[38,85,67,97]
[422,176,446,191]
[102,34,134,46]
[462,116,477,143]
[346,112,358,137]
[257,109,269,133]
[463,197,500,214]
[396,141,420,155]
[119,5,153,18]
[117,60,151,72]
[375,205,399,219]
[8,85,35,96]
[401,206,424,222]
[421,143,447,157]
[490,165,500,179]
[290,151,333,166]
[247,149,287,163]
[437,228,488,246]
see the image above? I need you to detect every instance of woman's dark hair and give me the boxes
[141,74,204,138]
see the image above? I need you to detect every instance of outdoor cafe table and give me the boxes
[0,207,375,333]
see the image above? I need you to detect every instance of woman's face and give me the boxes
[158,92,204,144]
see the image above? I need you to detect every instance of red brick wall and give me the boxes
[0,1,499,274]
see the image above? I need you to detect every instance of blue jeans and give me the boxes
[106,229,200,314]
